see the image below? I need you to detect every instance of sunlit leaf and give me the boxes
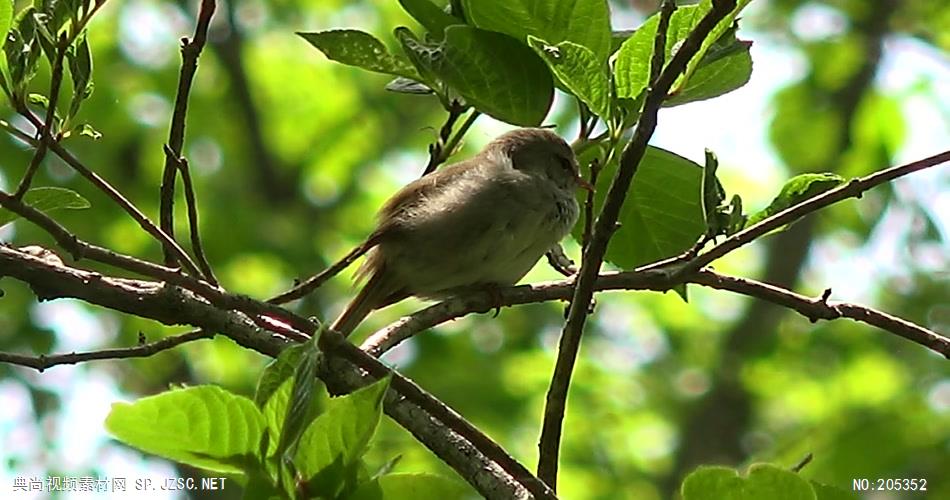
[295,376,391,498]
[397,25,553,126]
[665,40,752,106]
[0,0,12,97]
[398,0,461,38]
[614,0,752,103]
[298,30,421,81]
[74,122,101,139]
[573,146,705,268]
[105,386,265,474]
[747,173,844,227]
[682,464,817,500]
[462,0,612,62]
[527,36,611,120]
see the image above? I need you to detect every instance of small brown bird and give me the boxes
[331,128,590,336]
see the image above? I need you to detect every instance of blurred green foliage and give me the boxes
[0,0,947,499]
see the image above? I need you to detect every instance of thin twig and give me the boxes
[34,134,204,277]
[13,36,70,199]
[674,149,950,278]
[581,157,601,251]
[576,100,594,142]
[692,270,950,358]
[444,110,480,163]
[160,0,217,266]
[537,0,736,487]
[422,101,465,176]
[0,329,215,372]
[268,240,373,304]
[791,453,814,473]
[164,146,217,284]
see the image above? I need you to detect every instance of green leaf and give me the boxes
[7,8,43,93]
[255,342,309,407]
[74,122,101,139]
[295,376,391,499]
[105,386,266,474]
[276,334,322,461]
[0,187,91,227]
[348,473,469,500]
[397,25,553,126]
[610,29,635,54]
[682,464,817,500]
[665,40,752,106]
[0,1,11,38]
[397,0,461,38]
[0,0,12,97]
[573,146,705,268]
[527,36,610,120]
[670,0,753,91]
[747,173,845,227]
[614,0,752,103]
[298,30,421,80]
[27,91,48,108]
[31,12,56,64]
[67,31,94,119]
[462,0,612,62]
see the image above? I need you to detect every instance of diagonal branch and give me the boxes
[675,149,950,277]
[0,246,554,500]
[538,0,737,487]
[13,107,203,278]
[268,240,372,304]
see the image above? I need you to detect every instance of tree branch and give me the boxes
[268,241,372,304]
[538,0,737,487]
[14,111,203,278]
[160,0,216,268]
[691,270,950,358]
[675,149,950,277]
[164,147,218,285]
[0,246,553,499]
[13,37,68,199]
[422,100,466,176]
[0,329,215,372]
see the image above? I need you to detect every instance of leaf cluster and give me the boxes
[106,332,465,500]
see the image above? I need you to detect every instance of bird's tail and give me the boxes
[331,269,392,337]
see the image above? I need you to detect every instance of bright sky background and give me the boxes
[1,1,948,499]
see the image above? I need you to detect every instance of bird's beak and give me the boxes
[575,173,594,192]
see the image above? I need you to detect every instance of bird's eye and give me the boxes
[557,155,574,171]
